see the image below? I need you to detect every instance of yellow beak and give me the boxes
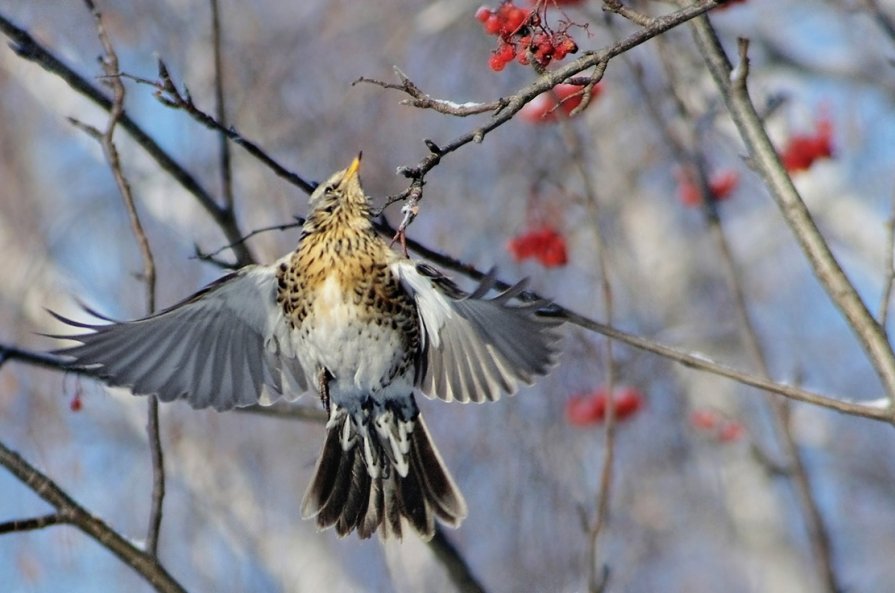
[346,152,362,179]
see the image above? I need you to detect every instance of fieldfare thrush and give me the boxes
[53,154,562,540]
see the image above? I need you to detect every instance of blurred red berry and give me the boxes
[69,391,83,412]
[690,408,746,443]
[507,225,568,267]
[690,409,719,431]
[677,168,740,207]
[780,115,834,173]
[613,387,644,419]
[566,392,607,425]
[718,421,745,442]
[475,6,493,22]
[519,83,600,123]
[566,386,645,426]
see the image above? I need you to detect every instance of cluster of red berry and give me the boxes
[676,168,740,207]
[780,115,834,173]
[507,225,568,267]
[476,2,579,71]
[566,386,644,426]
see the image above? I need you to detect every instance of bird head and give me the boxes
[308,153,366,214]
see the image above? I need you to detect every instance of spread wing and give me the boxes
[52,260,308,411]
[393,261,562,403]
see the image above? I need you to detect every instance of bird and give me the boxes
[52,154,562,540]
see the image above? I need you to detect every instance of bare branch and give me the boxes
[428,527,489,593]
[879,193,895,328]
[691,21,895,408]
[0,513,69,534]
[209,0,234,211]
[355,67,506,116]
[861,0,895,43]
[0,439,187,593]
[132,60,316,195]
[83,0,165,558]
[647,32,843,591]
[602,0,655,27]
[0,11,254,266]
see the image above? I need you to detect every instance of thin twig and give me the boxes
[236,403,327,423]
[0,513,69,534]
[862,0,895,43]
[878,192,895,328]
[83,0,165,558]
[209,0,234,211]
[602,0,654,27]
[691,24,895,408]
[0,439,187,593]
[355,67,506,116]
[133,60,316,195]
[555,112,617,592]
[428,527,489,593]
[193,218,303,262]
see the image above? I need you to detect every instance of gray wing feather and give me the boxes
[52,260,308,411]
[393,262,561,403]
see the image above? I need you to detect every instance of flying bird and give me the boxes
[53,154,562,540]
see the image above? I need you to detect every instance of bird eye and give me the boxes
[324,184,337,194]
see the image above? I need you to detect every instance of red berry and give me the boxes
[70,392,83,412]
[503,6,529,33]
[489,52,508,71]
[475,6,492,23]
[718,422,745,442]
[508,226,567,267]
[677,168,740,207]
[484,14,502,35]
[566,392,607,426]
[690,409,719,431]
[780,120,834,172]
[613,387,644,420]
[709,170,739,200]
[566,386,645,427]
[497,42,515,61]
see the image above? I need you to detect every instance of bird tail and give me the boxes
[301,401,467,540]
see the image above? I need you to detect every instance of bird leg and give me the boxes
[389,197,419,258]
[389,227,409,258]
[317,367,333,415]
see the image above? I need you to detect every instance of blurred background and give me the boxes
[1,0,895,591]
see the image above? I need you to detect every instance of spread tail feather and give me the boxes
[302,404,467,540]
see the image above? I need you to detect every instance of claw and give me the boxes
[317,367,333,415]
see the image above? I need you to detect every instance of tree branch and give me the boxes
[0,439,187,593]
[83,0,165,558]
[0,513,69,534]
[373,0,721,210]
[0,11,254,266]
[690,22,895,408]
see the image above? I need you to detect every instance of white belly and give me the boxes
[296,276,410,401]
